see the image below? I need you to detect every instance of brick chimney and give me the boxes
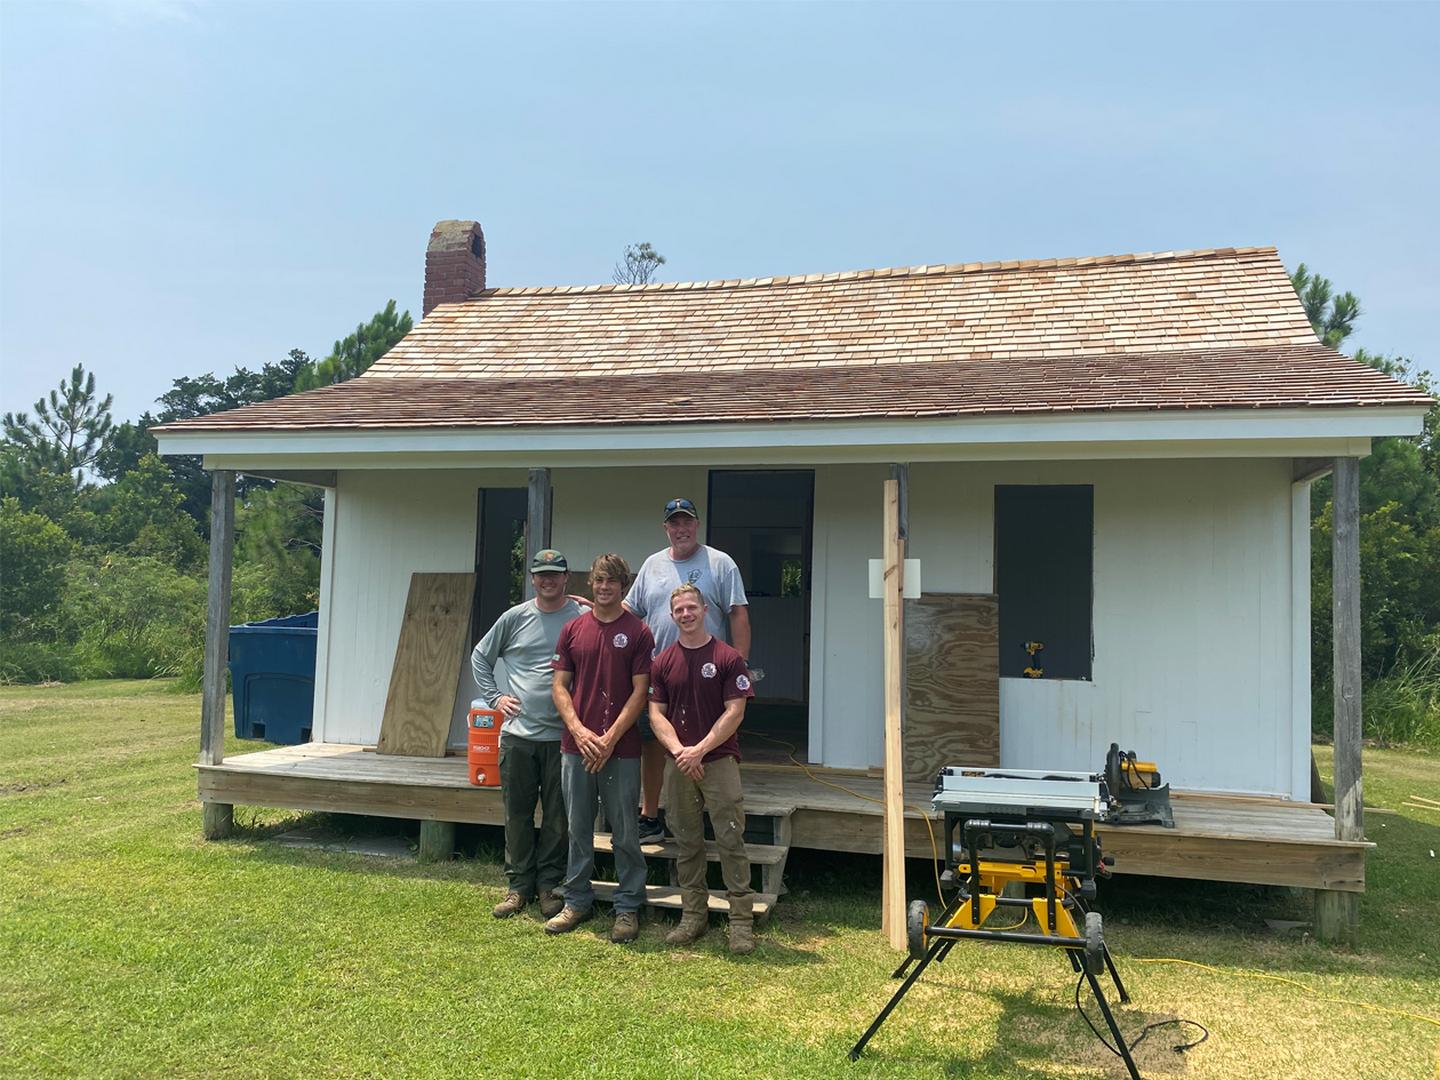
[423,220,486,316]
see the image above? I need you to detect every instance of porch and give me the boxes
[196,741,1369,894]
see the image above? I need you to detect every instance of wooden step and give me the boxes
[592,832,787,865]
[591,880,776,917]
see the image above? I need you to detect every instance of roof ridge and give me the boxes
[457,245,1281,302]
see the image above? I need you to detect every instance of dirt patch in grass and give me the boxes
[0,777,67,796]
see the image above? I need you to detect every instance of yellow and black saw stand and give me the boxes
[848,814,1142,1079]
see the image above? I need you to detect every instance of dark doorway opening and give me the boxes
[470,488,528,650]
[707,470,814,764]
[994,484,1094,680]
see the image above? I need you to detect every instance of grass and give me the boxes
[1,681,1437,1079]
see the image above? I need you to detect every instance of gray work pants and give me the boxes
[561,752,646,914]
[499,733,568,898]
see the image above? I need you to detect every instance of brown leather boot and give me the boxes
[538,890,565,918]
[665,914,709,946]
[492,891,530,919]
[544,905,593,935]
[610,910,640,944]
[728,920,755,955]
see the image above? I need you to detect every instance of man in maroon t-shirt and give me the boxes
[648,583,756,954]
[548,553,654,944]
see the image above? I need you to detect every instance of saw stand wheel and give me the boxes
[906,900,929,961]
[1084,911,1105,975]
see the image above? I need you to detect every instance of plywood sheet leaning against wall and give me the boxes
[377,572,477,757]
[904,593,1000,783]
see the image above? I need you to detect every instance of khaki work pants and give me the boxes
[664,755,753,925]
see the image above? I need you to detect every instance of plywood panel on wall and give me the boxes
[377,572,477,757]
[904,593,1000,782]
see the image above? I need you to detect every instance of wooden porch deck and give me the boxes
[196,742,1369,893]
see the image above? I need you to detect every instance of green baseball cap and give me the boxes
[529,549,568,573]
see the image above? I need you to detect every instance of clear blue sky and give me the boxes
[2,1,1436,424]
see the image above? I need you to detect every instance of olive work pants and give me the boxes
[664,755,753,925]
[499,733,568,898]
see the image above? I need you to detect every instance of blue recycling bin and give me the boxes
[227,612,319,744]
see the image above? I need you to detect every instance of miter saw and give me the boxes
[848,745,1173,1080]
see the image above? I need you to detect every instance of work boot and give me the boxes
[665,914,709,946]
[492,891,529,919]
[538,890,565,918]
[610,910,640,944]
[544,905,592,935]
[728,920,755,955]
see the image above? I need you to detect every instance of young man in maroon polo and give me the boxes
[647,583,757,954]
[548,553,654,944]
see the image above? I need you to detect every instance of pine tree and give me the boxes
[2,364,114,486]
[1289,263,1362,348]
[292,301,413,391]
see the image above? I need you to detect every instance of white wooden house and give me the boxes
[155,221,1431,937]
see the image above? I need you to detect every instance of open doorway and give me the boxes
[471,488,528,645]
[707,470,814,764]
[449,488,527,749]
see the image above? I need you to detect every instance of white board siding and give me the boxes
[550,466,712,580]
[320,470,524,744]
[873,458,1299,795]
[320,466,727,745]
[1290,479,1313,799]
[310,486,339,742]
[316,459,1304,797]
[807,465,889,766]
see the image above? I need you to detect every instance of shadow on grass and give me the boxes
[218,812,832,962]
[852,969,1199,1079]
[213,806,1440,979]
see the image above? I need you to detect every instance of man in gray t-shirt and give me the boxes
[471,548,582,919]
[624,497,750,841]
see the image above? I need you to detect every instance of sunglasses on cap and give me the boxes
[664,497,698,520]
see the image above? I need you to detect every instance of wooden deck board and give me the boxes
[197,742,1369,892]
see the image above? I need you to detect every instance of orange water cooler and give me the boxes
[467,707,503,787]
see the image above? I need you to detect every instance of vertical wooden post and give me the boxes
[881,476,907,949]
[526,468,552,599]
[418,819,456,863]
[200,470,235,840]
[1317,455,1362,943]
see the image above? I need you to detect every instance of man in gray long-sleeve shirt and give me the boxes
[471,548,583,919]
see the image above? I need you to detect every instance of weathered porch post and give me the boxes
[200,469,236,839]
[1317,456,1362,943]
[881,469,908,949]
[525,467,553,598]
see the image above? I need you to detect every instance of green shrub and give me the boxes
[0,638,85,683]
[0,497,73,633]
[60,555,206,682]
[1313,640,1440,749]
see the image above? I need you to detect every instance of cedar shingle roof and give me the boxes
[369,246,1318,380]
[163,345,1430,431]
[156,246,1431,434]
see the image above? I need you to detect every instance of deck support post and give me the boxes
[202,802,234,840]
[199,469,235,838]
[525,468,552,599]
[418,820,456,863]
[881,469,908,950]
[1317,455,1362,944]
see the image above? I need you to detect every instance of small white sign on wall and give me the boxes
[868,558,922,599]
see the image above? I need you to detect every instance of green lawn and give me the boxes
[2,681,1437,1079]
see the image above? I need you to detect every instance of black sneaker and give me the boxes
[638,814,664,844]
